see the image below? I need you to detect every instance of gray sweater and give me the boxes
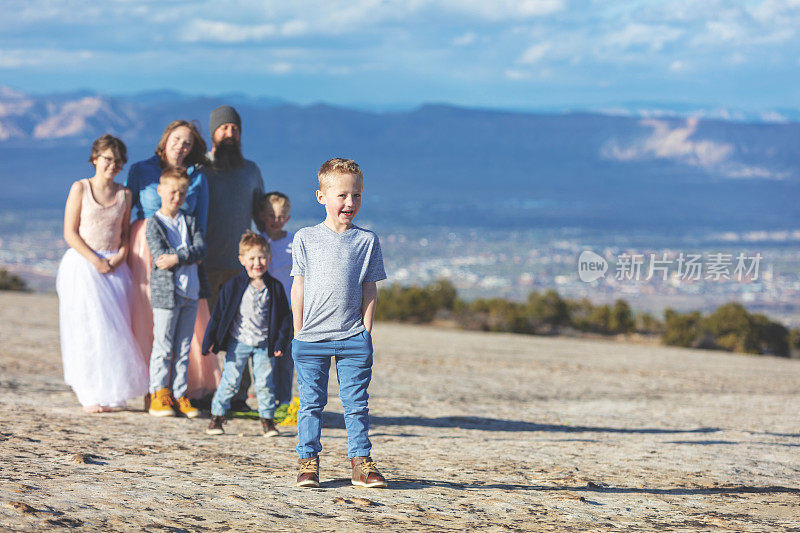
[204,158,264,270]
[146,213,211,309]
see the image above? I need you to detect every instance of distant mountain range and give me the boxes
[1,86,798,232]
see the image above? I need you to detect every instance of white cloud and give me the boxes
[517,0,564,16]
[518,42,551,65]
[504,69,531,80]
[704,20,745,42]
[281,19,310,36]
[3,0,566,29]
[754,27,796,44]
[605,116,790,179]
[436,0,564,20]
[691,5,797,47]
[748,0,800,25]
[180,19,310,43]
[173,0,565,43]
[0,48,94,68]
[604,23,684,52]
[4,0,800,109]
[759,110,789,123]
[452,32,477,46]
[603,117,733,167]
[722,165,788,180]
[268,62,294,75]
[728,52,747,64]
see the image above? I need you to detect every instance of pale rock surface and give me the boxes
[1,292,798,531]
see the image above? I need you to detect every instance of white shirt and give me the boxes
[155,211,199,300]
[262,230,293,301]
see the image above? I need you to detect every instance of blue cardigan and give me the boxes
[126,155,209,232]
[202,270,293,356]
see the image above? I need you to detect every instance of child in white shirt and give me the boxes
[258,191,294,407]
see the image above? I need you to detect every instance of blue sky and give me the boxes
[1,0,799,110]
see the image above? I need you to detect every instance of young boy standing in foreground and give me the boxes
[291,158,388,489]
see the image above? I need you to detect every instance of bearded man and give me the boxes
[204,105,265,413]
[205,105,265,305]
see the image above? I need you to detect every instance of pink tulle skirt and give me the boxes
[128,219,221,398]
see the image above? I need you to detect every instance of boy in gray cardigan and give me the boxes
[146,166,210,419]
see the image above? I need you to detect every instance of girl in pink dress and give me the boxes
[57,135,149,412]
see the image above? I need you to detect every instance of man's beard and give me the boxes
[212,138,244,171]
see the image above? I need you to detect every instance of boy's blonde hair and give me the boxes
[318,158,363,192]
[160,166,190,188]
[254,191,291,232]
[239,230,270,256]
[264,191,291,213]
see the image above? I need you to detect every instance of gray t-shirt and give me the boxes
[291,223,387,342]
[231,284,270,347]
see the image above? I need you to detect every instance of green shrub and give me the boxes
[790,329,800,351]
[635,312,663,334]
[662,309,704,348]
[568,298,596,332]
[0,269,29,292]
[610,300,634,334]
[751,313,789,357]
[374,280,791,357]
[462,298,534,334]
[375,279,458,323]
[703,303,759,353]
[662,304,790,356]
[528,290,569,328]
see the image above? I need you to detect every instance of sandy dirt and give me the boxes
[1,291,799,532]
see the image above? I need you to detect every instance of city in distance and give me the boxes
[0,87,798,326]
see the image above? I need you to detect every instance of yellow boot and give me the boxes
[175,396,199,419]
[148,388,176,417]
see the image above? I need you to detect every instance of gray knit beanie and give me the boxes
[209,105,241,137]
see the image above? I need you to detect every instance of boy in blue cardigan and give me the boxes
[202,231,292,436]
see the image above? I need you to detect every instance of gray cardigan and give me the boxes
[146,213,211,309]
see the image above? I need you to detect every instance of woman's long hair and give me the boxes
[154,120,209,169]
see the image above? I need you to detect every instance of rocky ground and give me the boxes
[1,291,799,532]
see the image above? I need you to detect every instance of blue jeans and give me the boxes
[150,295,198,398]
[292,329,373,459]
[274,340,294,405]
[211,339,276,419]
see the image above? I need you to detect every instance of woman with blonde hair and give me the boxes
[126,120,221,407]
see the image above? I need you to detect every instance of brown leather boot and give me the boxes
[296,456,319,488]
[206,415,225,435]
[261,418,280,438]
[351,457,387,488]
